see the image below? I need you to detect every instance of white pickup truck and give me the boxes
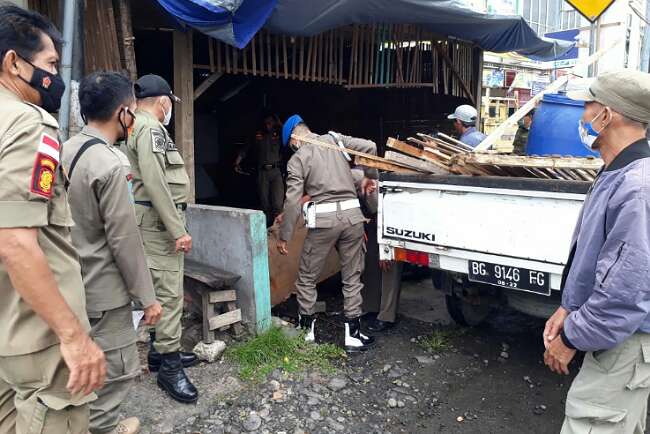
[377,174,590,325]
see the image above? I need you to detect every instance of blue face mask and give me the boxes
[578,108,607,151]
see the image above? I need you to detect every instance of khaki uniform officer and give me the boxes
[235,115,285,226]
[0,5,105,432]
[277,115,377,353]
[63,71,162,434]
[122,74,198,404]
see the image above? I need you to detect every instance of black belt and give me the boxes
[259,162,281,170]
[135,200,187,211]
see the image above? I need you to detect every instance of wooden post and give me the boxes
[173,30,195,203]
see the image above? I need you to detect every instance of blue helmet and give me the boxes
[282,114,304,147]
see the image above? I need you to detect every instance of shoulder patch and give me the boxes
[31,133,60,198]
[151,129,166,153]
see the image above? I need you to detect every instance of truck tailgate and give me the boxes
[380,176,588,266]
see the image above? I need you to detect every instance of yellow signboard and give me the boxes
[564,0,616,22]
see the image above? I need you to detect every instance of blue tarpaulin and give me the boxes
[157,0,574,61]
[156,0,278,48]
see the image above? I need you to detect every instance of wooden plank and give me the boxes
[434,42,475,105]
[354,156,419,174]
[193,71,224,101]
[209,309,242,331]
[292,134,415,170]
[386,138,453,172]
[242,42,248,75]
[216,40,222,72]
[209,289,237,304]
[208,38,215,72]
[259,30,265,76]
[185,258,241,289]
[299,36,304,81]
[385,151,446,174]
[267,30,272,77]
[275,34,280,78]
[173,30,195,203]
[436,132,476,152]
[115,0,137,80]
[283,35,289,79]
[464,154,604,170]
[251,33,257,76]
[291,35,297,79]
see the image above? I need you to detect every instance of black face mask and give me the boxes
[17,57,65,113]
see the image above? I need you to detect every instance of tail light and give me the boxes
[394,247,430,267]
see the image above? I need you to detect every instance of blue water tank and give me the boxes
[527,92,598,157]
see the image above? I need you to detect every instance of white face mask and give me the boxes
[578,108,606,151]
[163,104,172,126]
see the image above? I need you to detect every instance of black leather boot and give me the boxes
[148,332,198,372]
[296,314,316,343]
[157,352,199,403]
[344,317,375,353]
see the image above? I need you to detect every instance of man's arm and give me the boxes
[0,228,106,394]
[278,155,306,242]
[96,165,157,308]
[563,196,650,352]
[135,127,186,239]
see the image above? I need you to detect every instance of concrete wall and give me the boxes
[186,204,271,333]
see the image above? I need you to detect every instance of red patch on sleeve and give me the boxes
[31,153,58,198]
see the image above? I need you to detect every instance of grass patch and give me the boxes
[418,328,466,353]
[225,327,345,381]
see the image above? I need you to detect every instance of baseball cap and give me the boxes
[448,104,478,123]
[134,74,181,103]
[567,69,650,123]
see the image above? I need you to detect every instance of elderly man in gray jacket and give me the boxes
[543,69,650,434]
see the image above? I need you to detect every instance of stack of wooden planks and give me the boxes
[377,134,603,182]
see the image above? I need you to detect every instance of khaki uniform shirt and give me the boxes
[254,130,282,166]
[0,87,89,356]
[62,127,156,315]
[279,133,377,241]
[121,110,190,239]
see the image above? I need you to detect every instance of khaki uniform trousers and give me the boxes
[561,333,650,434]
[377,262,404,323]
[138,207,185,354]
[0,345,94,434]
[258,168,284,222]
[296,221,365,318]
[88,305,139,434]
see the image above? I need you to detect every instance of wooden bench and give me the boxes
[184,258,243,343]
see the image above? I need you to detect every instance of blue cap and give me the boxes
[282,114,304,147]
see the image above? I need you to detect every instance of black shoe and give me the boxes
[344,317,375,353]
[367,319,396,332]
[297,314,316,343]
[157,352,199,404]
[148,333,199,372]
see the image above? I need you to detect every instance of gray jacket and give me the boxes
[279,132,377,241]
[561,139,650,351]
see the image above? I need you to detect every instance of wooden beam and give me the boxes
[173,30,195,203]
[114,0,137,80]
[354,156,418,173]
[384,151,446,174]
[209,309,242,331]
[193,71,224,101]
[463,153,603,170]
[434,42,475,105]
[386,137,452,172]
[209,289,237,304]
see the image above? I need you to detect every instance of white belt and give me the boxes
[314,199,360,214]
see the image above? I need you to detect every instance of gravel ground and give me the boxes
[121,277,643,434]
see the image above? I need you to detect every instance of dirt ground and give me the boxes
[123,275,645,434]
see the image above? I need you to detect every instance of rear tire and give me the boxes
[445,293,492,327]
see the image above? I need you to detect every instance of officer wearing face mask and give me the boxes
[121,74,198,404]
[62,71,162,434]
[0,5,106,433]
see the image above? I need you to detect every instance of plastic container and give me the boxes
[527,92,598,157]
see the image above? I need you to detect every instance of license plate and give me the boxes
[468,261,550,295]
